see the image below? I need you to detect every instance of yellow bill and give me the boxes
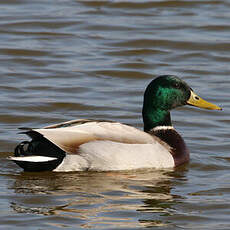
[187,91,222,110]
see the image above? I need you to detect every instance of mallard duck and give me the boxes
[9,75,221,172]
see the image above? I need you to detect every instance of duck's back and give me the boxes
[34,119,167,154]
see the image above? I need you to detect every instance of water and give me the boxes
[1,0,230,229]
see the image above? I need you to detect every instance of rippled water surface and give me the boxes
[1,0,230,229]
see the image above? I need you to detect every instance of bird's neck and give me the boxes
[142,108,172,132]
[150,126,190,166]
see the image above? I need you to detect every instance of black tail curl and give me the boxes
[13,134,66,172]
[14,141,33,157]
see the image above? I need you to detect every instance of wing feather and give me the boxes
[27,119,169,154]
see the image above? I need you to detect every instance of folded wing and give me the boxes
[30,119,169,154]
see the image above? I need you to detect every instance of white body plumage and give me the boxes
[10,120,175,172]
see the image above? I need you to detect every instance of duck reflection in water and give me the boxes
[10,167,188,228]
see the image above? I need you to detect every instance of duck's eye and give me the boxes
[174,83,180,88]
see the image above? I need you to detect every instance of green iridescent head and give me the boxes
[142,75,221,132]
